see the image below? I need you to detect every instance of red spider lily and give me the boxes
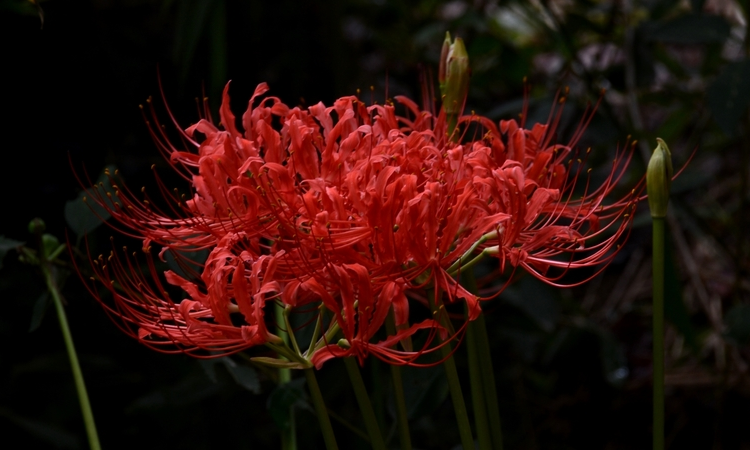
[457,94,641,290]
[79,80,639,366]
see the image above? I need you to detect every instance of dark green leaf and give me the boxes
[648,14,730,44]
[28,292,50,332]
[724,304,750,346]
[707,59,750,136]
[64,165,117,238]
[0,235,24,270]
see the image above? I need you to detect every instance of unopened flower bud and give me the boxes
[28,218,46,235]
[439,32,470,117]
[647,138,673,218]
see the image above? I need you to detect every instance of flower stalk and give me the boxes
[343,356,387,450]
[385,313,413,450]
[25,219,101,450]
[304,368,339,450]
[276,303,297,450]
[463,270,503,450]
[429,289,474,450]
[45,263,102,450]
[647,138,671,450]
[474,314,504,450]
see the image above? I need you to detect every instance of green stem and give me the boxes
[446,231,498,275]
[343,358,387,450]
[386,314,413,450]
[467,319,492,450]
[430,289,475,450]
[304,368,339,450]
[43,264,101,450]
[463,271,502,450]
[653,217,665,450]
[276,303,296,450]
[475,314,505,450]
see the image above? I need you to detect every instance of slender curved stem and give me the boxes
[304,368,339,450]
[44,264,101,450]
[343,358,387,450]
[652,217,665,450]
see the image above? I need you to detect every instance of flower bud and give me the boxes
[28,218,46,235]
[647,138,673,218]
[439,32,470,116]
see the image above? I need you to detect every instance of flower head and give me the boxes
[80,80,640,367]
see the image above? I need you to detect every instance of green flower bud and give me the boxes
[28,218,46,235]
[647,138,673,218]
[438,32,470,116]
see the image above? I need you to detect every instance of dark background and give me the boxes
[2,0,750,448]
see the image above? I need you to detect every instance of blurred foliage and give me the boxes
[2,0,750,448]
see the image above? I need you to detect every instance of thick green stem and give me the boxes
[43,265,101,450]
[440,343,475,450]
[467,319,492,450]
[475,314,504,450]
[463,271,503,450]
[653,217,665,450]
[462,272,491,450]
[304,368,339,450]
[276,303,296,450]
[386,314,413,450]
[430,289,475,450]
[343,358,387,450]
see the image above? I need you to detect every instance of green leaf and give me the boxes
[28,292,50,332]
[724,304,750,346]
[267,378,308,431]
[707,59,750,136]
[65,165,117,238]
[0,235,24,270]
[648,14,730,44]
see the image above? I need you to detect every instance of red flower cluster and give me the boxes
[82,82,638,367]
